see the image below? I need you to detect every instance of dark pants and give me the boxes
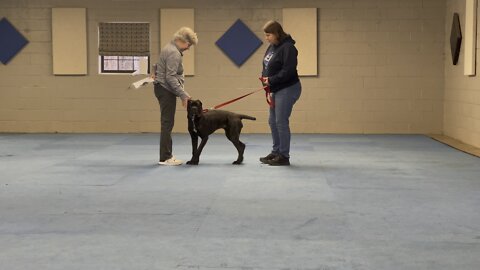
[268,81,302,159]
[154,83,177,161]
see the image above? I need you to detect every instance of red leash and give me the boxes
[203,78,274,112]
[261,77,275,108]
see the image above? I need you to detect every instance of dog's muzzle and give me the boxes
[191,106,201,115]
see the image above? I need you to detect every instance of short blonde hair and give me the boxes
[173,27,198,46]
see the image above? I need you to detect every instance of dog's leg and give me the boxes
[189,132,198,156]
[187,136,209,165]
[225,127,245,165]
[232,140,245,165]
[187,116,199,159]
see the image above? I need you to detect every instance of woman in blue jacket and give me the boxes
[260,20,302,166]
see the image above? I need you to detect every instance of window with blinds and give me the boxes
[98,22,150,74]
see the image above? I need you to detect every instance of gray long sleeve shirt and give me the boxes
[155,41,190,100]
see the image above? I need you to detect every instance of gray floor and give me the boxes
[1,133,479,270]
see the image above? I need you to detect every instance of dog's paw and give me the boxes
[232,156,243,165]
[186,160,199,165]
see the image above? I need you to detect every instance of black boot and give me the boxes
[267,154,290,166]
[260,153,277,164]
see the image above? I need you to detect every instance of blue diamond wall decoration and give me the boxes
[0,17,29,64]
[216,19,263,67]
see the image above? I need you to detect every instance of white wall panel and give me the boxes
[283,8,318,76]
[464,0,477,76]
[52,8,87,75]
[160,9,195,76]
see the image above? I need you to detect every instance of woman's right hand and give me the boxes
[181,96,191,108]
[261,77,270,86]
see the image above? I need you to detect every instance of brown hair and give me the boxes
[263,20,288,42]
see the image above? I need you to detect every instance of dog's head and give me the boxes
[187,99,204,117]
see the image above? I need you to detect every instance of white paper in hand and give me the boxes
[130,77,154,89]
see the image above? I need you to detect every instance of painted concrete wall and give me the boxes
[0,0,445,134]
[445,0,480,148]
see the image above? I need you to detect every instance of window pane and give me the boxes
[133,58,141,71]
[132,56,148,73]
[118,59,134,70]
[104,56,118,60]
[104,60,118,70]
[118,56,133,61]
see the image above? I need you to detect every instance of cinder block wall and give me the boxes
[0,0,445,134]
[444,0,480,148]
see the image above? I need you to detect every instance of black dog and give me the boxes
[187,99,256,165]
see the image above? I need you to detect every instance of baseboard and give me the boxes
[429,134,480,158]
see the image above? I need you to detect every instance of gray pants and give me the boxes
[154,83,177,161]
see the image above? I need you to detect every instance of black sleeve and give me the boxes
[268,44,298,86]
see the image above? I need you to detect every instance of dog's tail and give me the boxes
[239,114,256,121]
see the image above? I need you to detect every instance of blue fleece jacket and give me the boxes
[261,35,300,92]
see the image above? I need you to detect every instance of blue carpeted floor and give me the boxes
[0,133,479,270]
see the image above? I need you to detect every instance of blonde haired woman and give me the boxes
[154,27,198,165]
